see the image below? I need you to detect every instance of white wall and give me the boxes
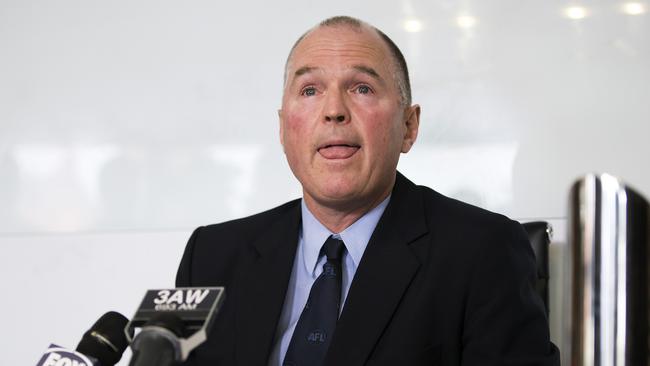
[1,0,648,364]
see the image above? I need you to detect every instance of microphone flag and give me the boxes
[36,344,96,366]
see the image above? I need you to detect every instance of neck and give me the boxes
[303,188,392,233]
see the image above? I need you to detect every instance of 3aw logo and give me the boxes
[36,345,93,366]
[152,289,210,311]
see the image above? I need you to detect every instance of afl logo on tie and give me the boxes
[307,329,326,343]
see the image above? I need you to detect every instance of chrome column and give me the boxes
[569,173,650,366]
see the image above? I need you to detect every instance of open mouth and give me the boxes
[318,143,360,159]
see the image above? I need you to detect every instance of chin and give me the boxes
[318,185,372,209]
[319,176,361,196]
[318,186,357,201]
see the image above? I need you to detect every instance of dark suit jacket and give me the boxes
[176,172,560,365]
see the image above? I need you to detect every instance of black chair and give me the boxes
[522,221,552,315]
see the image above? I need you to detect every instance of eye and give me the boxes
[301,86,317,96]
[354,85,372,94]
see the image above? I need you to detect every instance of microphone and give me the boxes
[36,345,96,366]
[126,287,225,366]
[77,311,132,366]
[36,311,132,366]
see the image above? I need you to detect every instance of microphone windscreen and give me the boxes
[76,311,132,366]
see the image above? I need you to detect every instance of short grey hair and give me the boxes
[284,16,412,106]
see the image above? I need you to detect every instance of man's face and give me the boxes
[279,25,419,213]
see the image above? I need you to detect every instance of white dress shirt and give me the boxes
[267,196,390,366]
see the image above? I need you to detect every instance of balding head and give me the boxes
[278,16,420,230]
[284,16,412,106]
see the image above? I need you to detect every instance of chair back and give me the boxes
[522,221,552,315]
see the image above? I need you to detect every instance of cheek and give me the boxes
[359,109,401,146]
[282,113,310,150]
[284,117,302,136]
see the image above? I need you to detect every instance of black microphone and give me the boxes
[36,311,132,366]
[126,287,225,366]
[77,311,133,366]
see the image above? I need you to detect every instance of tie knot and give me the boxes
[322,236,345,261]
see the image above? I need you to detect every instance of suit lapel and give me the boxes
[325,173,429,366]
[235,202,301,366]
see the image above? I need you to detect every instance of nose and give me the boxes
[323,90,349,123]
[326,114,346,122]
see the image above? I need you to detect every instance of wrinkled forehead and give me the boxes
[284,25,394,83]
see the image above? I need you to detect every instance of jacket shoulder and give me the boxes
[416,184,521,234]
[176,199,300,286]
[200,198,301,240]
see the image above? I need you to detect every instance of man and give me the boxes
[177,16,560,366]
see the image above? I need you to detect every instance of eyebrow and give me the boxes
[352,65,381,81]
[294,66,319,78]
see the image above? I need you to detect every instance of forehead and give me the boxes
[287,26,393,76]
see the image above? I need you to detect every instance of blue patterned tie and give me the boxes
[283,236,345,366]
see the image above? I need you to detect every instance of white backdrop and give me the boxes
[1,0,648,364]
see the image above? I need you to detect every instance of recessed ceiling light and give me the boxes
[456,15,477,29]
[622,2,646,15]
[564,6,588,20]
[403,19,423,33]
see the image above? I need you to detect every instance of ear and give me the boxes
[401,104,420,153]
[278,109,286,152]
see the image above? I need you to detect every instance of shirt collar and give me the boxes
[300,195,391,275]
